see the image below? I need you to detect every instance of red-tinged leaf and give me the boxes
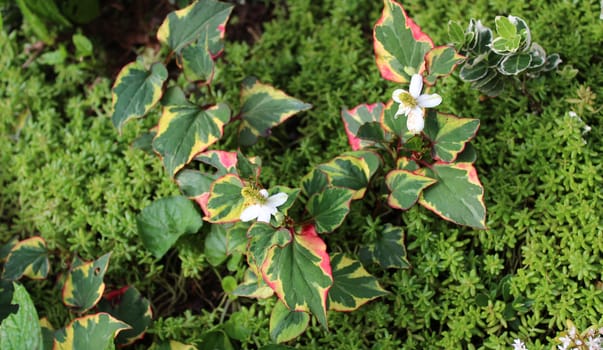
[238,77,312,146]
[62,253,111,313]
[385,169,437,210]
[53,313,130,350]
[423,111,480,163]
[196,150,239,175]
[328,253,388,312]
[261,225,333,327]
[2,236,49,280]
[341,103,385,150]
[205,174,246,223]
[418,163,487,229]
[97,287,152,346]
[424,46,465,85]
[269,300,309,343]
[373,0,434,83]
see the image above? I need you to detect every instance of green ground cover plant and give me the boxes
[1,0,602,349]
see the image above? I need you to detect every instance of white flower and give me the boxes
[587,335,602,350]
[240,188,288,223]
[512,339,528,350]
[392,73,442,134]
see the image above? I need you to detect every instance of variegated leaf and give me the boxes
[62,253,111,313]
[238,77,312,146]
[0,283,42,350]
[419,163,487,229]
[111,61,167,132]
[423,110,480,163]
[301,168,328,198]
[232,268,274,299]
[97,286,152,346]
[318,155,375,200]
[247,223,292,273]
[385,169,437,210]
[53,313,130,350]
[153,103,231,176]
[2,236,49,280]
[205,174,246,223]
[328,253,388,312]
[151,340,197,350]
[341,103,385,150]
[373,0,434,83]
[424,46,465,85]
[359,224,410,269]
[306,188,354,234]
[269,300,309,343]
[380,100,414,143]
[261,225,332,327]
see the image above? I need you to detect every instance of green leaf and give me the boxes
[301,169,328,198]
[259,345,294,350]
[62,253,111,313]
[204,223,247,266]
[200,330,234,350]
[153,103,231,176]
[97,287,153,346]
[261,225,333,327]
[232,268,274,299]
[61,0,100,24]
[306,188,354,233]
[37,45,67,65]
[467,20,492,54]
[197,150,240,175]
[498,53,532,75]
[424,46,465,85]
[418,163,487,229]
[157,0,233,53]
[247,223,292,273]
[111,62,168,132]
[72,33,93,58]
[380,100,414,142]
[328,253,388,312]
[447,20,465,46]
[205,174,246,223]
[0,283,42,350]
[318,155,376,200]
[373,0,434,82]
[459,58,489,82]
[359,224,410,269]
[15,0,55,44]
[0,280,18,323]
[341,103,385,150]
[542,53,562,72]
[473,70,505,97]
[161,86,188,106]
[180,43,215,84]
[132,130,157,154]
[385,170,437,210]
[53,313,130,350]
[151,340,197,350]
[269,300,310,343]
[2,236,49,280]
[0,237,17,262]
[137,196,204,258]
[40,317,54,350]
[494,16,516,39]
[423,111,480,163]
[176,169,216,197]
[238,77,312,146]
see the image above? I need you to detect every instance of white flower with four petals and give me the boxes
[392,74,442,134]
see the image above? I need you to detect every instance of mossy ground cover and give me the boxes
[1,0,602,349]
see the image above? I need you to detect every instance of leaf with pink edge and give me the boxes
[373,0,434,83]
[341,103,385,150]
[261,225,332,327]
[418,163,486,229]
[423,110,480,163]
[424,46,465,85]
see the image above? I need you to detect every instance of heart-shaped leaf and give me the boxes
[328,253,388,312]
[97,287,152,346]
[385,170,437,210]
[306,188,354,233]
[247,223,292,273]
[418,163,487,229]
[153,103,231,176]
[424,46,465,85]
[53,313,130,350]
[62,253,112,313]
[373,0,434,83]
[137,196,204,258]
[0,283,42,350]
[204,223,248,266]
[341,103,385,150]
[269,300,309,343]
[359,224,410,269]
[262,225,332,327]
[238,77,312,146]
[205,174,246,223]
[111,62,167,132]
[179,43,215,84]
[318,156,373,200]
[423,111,480,163]
[2,236,49,280]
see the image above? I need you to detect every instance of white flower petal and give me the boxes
[395,104,411,117]
[267,192,288,208]
[259,189,269,198]
[256,208,272,223]
[391,89,407,103]
[240,205,261,222]
[406,112,425,134]
[416,93,442,108]
[409,74,423,98]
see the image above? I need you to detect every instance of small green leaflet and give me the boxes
[0,283,42,350]
[373,0,434,83]
[341,103,385,150]
[359,224,410,269]
[423,110,480,163]
[269,300,309,343]
[137,196,204,259]
[261,225,332,327]
[62,253,111,313]
[204,223,247,266]
[385,170,437,210]
[424,46,465,85]
[53,313,130,350]
[2,236,49,280]
[97,287,153,346]
[111,61,167,132]
[328,253,388,312]
[238,77,312,146]
[306,187,354,234]
[419,163,487,229]
[157,0,233,53]
[153,103,231,176]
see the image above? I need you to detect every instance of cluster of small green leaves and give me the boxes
[448,15,561,96]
